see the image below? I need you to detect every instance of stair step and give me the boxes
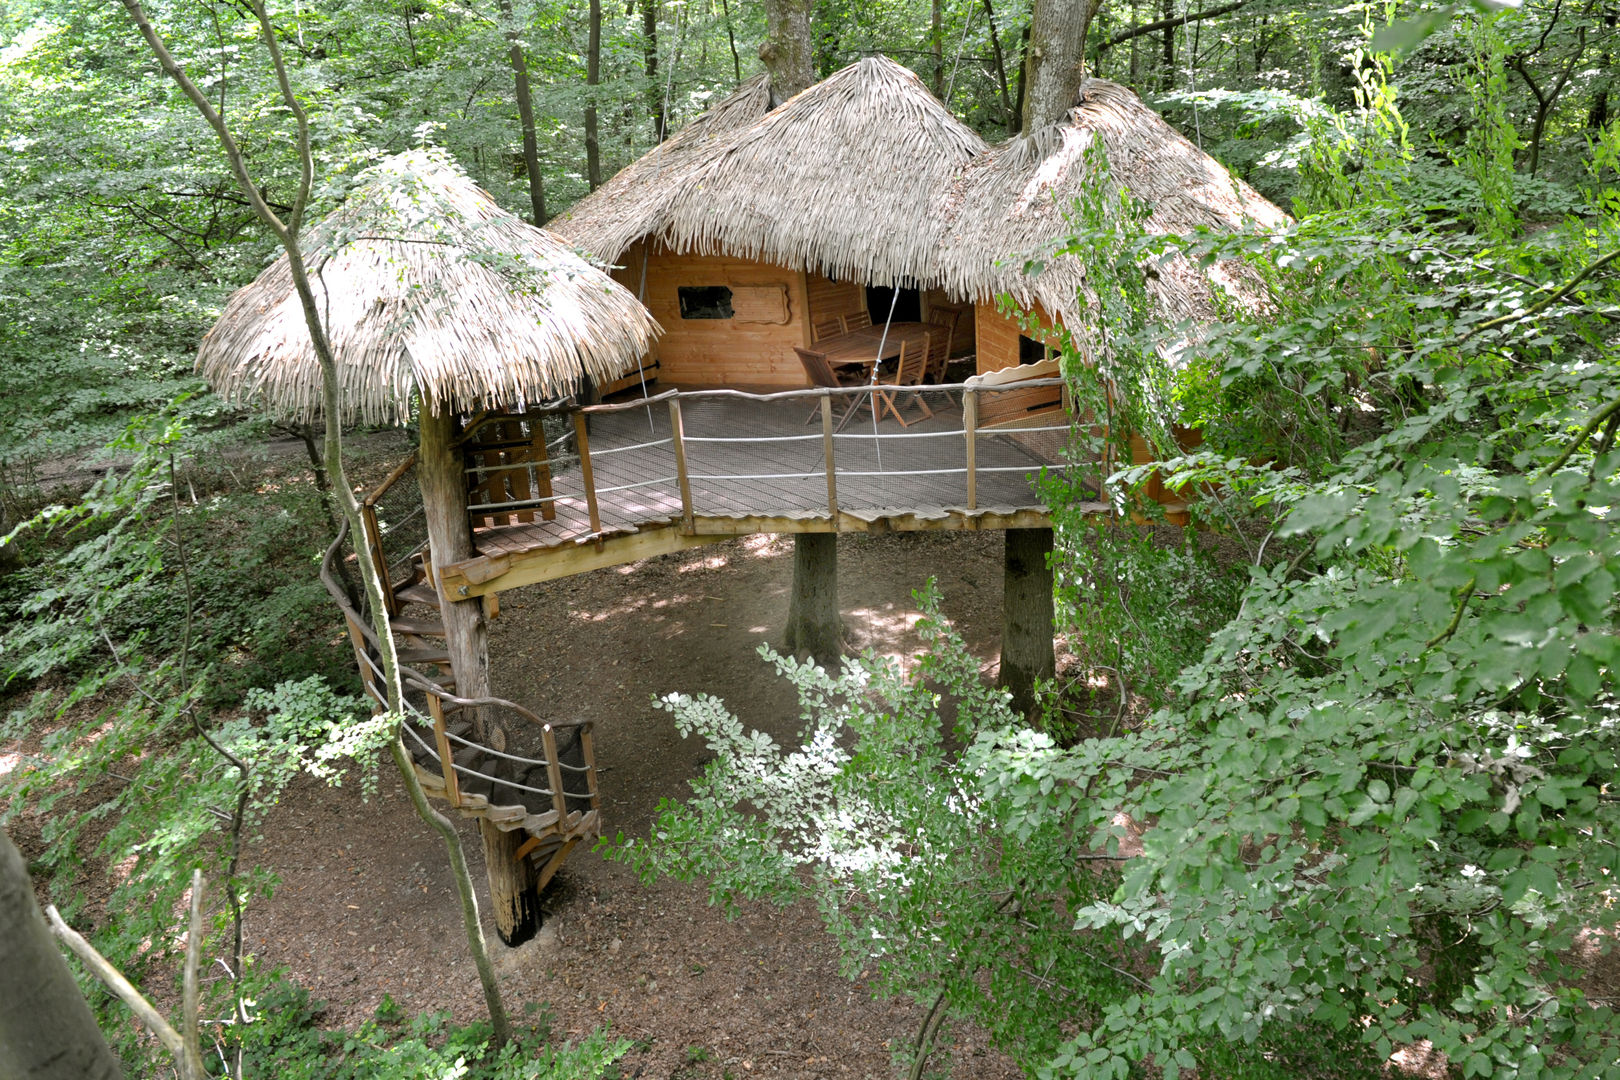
[389,617,446,637]
[394,582,442,608]
[395,645,451,665]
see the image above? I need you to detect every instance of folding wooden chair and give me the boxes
[840,310,873,333]
[871,337,934,427]
[923,303,964,383]
[795,346,863,430]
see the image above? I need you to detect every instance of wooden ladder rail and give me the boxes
[360,451,420,617]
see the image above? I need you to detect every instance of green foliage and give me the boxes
[237,971,630,1080]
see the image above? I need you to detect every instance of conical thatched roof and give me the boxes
[937,79,1290,327]
[552,61,1287,334]
[553,57,987,287]
[197,149,661,426]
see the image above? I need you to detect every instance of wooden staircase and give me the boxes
[324,469,600,897]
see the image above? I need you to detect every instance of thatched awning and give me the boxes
[937,79,1290,328]
[197,149,661,426]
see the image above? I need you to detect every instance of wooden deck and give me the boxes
[438,383,1085,598]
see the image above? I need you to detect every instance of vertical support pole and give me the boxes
[999,527,1055,717]
[821,395,839,521]
[579,724,600,812]
[963,389,978,511]
[428,693,461,807]
[530,419,556,522]
[344,616,384,710]
[573,411,602,538]
[785,533,841,666]
[542,726,569,822]
[669,397,694,533]
[479,819,542,948]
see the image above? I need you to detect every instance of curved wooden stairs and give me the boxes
[327,538,600,900]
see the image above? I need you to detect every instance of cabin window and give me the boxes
[678,286,734,320]
[865,285,921,323]
[1019,334,1053,365]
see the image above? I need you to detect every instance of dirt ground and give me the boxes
[244,530,1027,1080]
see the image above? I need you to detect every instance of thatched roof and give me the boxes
[553,60,1287,332]
[197,149,661,426]
[549,74,774,267]
[937,79,1290,327]
[553,57,987,287]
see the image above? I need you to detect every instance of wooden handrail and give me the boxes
[364,451,419,508]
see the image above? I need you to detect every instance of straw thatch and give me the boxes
[549,74,774,267]
[197,149,661,426]
[936,79,1290,327]
[553,57,987,287]
[553,59,1287,333]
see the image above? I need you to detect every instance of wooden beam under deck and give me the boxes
[436,505,1087,599]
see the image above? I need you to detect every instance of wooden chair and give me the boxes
[923,303,964,383]
[811,317,845,343]
[795,346,862,429]
[872,337,934,427]
[840,310,872,333]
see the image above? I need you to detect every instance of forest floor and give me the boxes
[245,529,1031,1080]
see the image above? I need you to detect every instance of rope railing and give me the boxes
[320,524,597,820]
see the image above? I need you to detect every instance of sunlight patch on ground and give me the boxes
[676,552,731,573]
[846,606,926,661]
[0,751,19,778]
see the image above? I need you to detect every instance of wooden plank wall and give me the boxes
[627,244,814,386]
[973,299,1061,374]
[806,272,865,333]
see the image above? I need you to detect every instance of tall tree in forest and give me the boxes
[499,0,548,223]
[759,0,814,99]
[932,0,945,98]
[639,0,666,140]
[586,0,603,188]
[1020,0,1105,132]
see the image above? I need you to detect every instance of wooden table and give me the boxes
[817,322,935,372]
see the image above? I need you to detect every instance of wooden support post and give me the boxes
[360,503,396,615]
[784,533,841,666]
[530,419,556,522]
[478,818,542,948]
[821,395,839,520]
[999,527,1055,717]
[542,726,568,821]
[669,397,694,533]
[579,725,600,811]
[573,411,602,538]
[428,694,461,807]
[963,389,978,511]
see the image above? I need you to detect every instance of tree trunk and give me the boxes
[480,819,542,946]
[1019,0,1105,134]
[999,528,1055,716]
[0,829,125,1080]
[759,0,815,101]
[982,0,1015,128]
[720,0,742,82]
[1159,0,1174,90]
[498,0,547,224]
[643,0,666,141]
[416,407,494,737]
[931,0,945,99]
[784,533,841,666]
[1011,22,1031,132]
[586,0,602,189]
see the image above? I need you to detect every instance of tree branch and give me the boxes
[1099,0,1246,51]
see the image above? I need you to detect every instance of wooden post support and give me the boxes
[784,533,841,666]
[360,503,396,615]
[821,395,839,520]
[428,694,461,807]
[542,725,569,822]
[668,397,694,533]
[573,411,602,538]
[579,725,600,811]
[478,818,542,948]
[999,527,1055,717]
[963,389,978,511]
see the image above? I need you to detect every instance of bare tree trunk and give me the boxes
[1011,22,1030,131]
[999,528,1055,716]
[1020,0,1105,134]
[931,0,945,98]
[643,0,666,140]
[759,0,815,101]
[586,0,603,189]
[499,0,547,224]
[720,0,742,82]
[784,533,841,665]
[0,829,125,1080]
[1159,0,1174,90]
[982,0,1015,128]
